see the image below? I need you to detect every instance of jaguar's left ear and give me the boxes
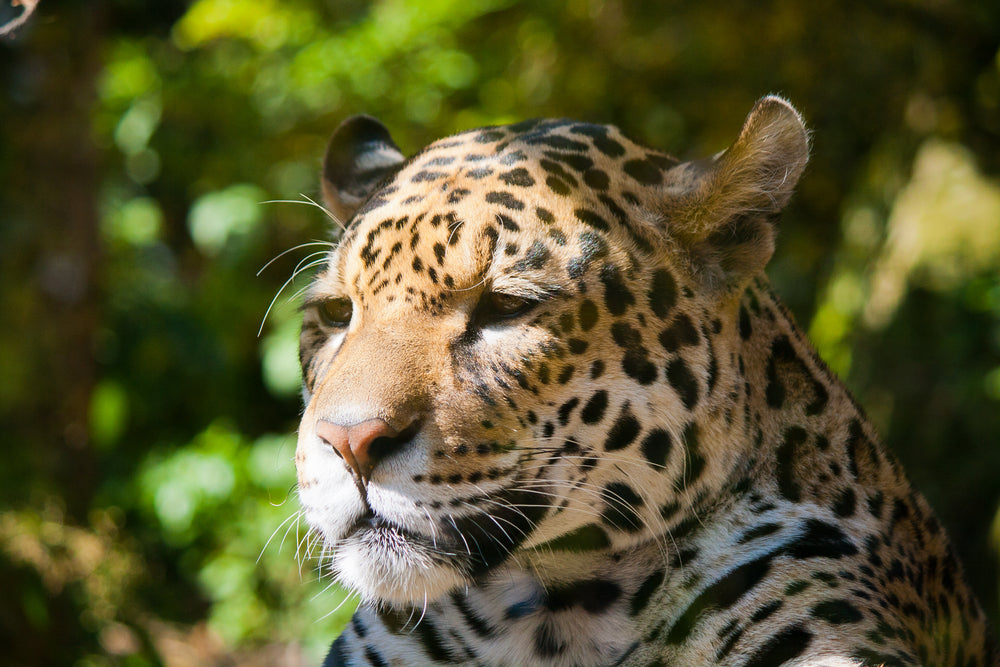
[661,95,809,294]
[321,115,406,224]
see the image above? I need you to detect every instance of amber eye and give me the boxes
[318,297,353,327]
[488,292,534,319]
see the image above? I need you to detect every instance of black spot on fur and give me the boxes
[765,335,828,415]
[666,358,699,410]
[833,488,857,517]
[499,167,535,187]
[649,269,678,319]
[579,231,609,263]
[666,552,775,645]
[630,569,665,616]
[411,170,446,182]
[581,390,609,424]
[543,150,594,172]
[751,600,784,623]
[646,153,674,169]
[557,397,580,426]
[784,519,858,560]
[323,636,349,666]
[579,300,599,331]
[584,169,610,190]
[362,646,388,667]
[534,625,563,657]
[600,482,644,532]
[574,208,610,231]
[411,615,452,662]
[536,207,555,223]
[433,242,446,265]
[557,365,575,384]
[568,231,609,279]
[738,522,782,544]
[570,124,625,156]
[545,579,621,613]
[776,426,808,502]
[506,118,544,133]
[867,491,885,518]
[497,214,520,232]
[742,625,812,667]
[476,129,506,143]
[600,264,635,315]
[846,419,878,482]
[739,304,753,339]
[641,429,672,468]
[546,176,571,196]
[512,240,551,272]
[485,191,525,210]
[467,167,494,179]
[765,336,796,408]
[610,322,658,385]
[682,423,706,480]
[623,158,662,184]
[527,134,589,152]
[451,592,496,638]
[811,599,863,624]
[605,406,641,451]
[659,314,700,352]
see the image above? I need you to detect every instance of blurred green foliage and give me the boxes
[1,0,999,664]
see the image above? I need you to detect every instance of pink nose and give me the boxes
[315,418,400,484]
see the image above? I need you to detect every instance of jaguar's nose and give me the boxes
[315,418,418,486]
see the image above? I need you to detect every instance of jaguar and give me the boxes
[293,96,997,666]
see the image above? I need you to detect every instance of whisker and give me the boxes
[258,251,330,336]
[258,509,303,565]
[261,194,346,231]
[256,240,335,277]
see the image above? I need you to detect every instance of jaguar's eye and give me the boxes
[487,292,535,319]
[318,297,353,327]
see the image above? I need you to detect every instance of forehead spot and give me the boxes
[542,150,594,172]
[498,168,536,187]
[574,208,610,232]
[485,191,525,211]
[467,167,494,179]
[497,214,520,232]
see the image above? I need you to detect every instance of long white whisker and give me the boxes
[260,194,346,230]
[256,240,334,277]
[258,510,303,565]
[258,251,330,336]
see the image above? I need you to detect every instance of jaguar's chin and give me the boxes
[331,516,471,607]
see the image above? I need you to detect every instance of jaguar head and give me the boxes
[294,97,808,607]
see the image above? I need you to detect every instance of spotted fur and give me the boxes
[293,97,997,666]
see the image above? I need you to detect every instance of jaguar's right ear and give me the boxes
[321,115,406,223]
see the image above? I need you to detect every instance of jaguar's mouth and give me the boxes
[331,509,472,605]
[345,511,462,558]
[323,484,555,605]
[346,512,414,542]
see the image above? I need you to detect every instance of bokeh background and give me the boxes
[1,0,999,664]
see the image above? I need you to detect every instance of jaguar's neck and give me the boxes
[732,278,910,515]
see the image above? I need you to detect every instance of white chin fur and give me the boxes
[332,526,469,606]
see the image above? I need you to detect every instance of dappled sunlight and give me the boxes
[866,139,1000,328]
